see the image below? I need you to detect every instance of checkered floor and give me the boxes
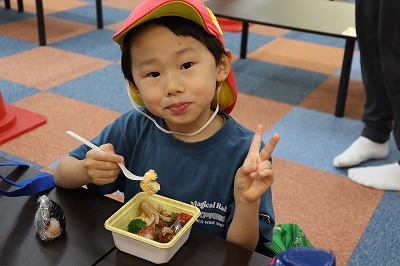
[1,1,400,265]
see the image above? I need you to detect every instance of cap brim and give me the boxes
[114,1,208,46]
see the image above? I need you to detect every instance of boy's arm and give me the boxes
[54,156,92,189]
[54,143,124,189]
[226,199,260,250]
[227,125,279,250]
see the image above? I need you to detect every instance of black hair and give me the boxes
[120,16,227,84]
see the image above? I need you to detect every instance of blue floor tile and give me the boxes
[233,59,329,104]
[223,31,275,56]
[348,191,400,266]
[0,79,41,103]
[48,64,133,113]
[264,107,398,176]
[49,5,132,27]
[0,8,34,25]
[50,29,121,62]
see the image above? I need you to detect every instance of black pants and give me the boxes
[356,0,400,150]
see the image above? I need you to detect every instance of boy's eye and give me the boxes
[148,72,160,78]
[181,62,193,70]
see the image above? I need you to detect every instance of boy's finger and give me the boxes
[97,144,124,163]
[260,133,280,161]
[246,124,263,162]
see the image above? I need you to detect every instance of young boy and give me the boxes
[54,0,280,252]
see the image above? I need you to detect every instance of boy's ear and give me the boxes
[217,49,232,82]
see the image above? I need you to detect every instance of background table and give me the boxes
[206,0,356,117]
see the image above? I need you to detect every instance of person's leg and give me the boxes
[378,0,400,151]
[358,0,393,142]
[333,0,391,168]
[347,0,400,190]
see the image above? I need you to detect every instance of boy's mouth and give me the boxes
[167,102,190,113]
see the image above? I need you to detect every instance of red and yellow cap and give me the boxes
[113,0,237,114]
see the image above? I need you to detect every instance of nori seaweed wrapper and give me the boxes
[34,195,66,241]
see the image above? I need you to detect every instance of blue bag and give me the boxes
[0,161,55,196]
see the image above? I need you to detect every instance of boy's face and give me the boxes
[129,23,231,134]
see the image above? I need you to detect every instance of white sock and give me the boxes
[333,136,389,168]
[348,163,400,190]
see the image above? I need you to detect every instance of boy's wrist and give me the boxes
[234,192,260,208]
[81,159,93,184]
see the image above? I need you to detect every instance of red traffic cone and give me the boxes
[0,92,16,132]
[0,91,46,144]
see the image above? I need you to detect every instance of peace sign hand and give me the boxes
[235,124,280,204]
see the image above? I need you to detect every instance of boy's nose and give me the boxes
[165,76,184,95]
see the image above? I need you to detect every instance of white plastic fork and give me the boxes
[66,131,143,181]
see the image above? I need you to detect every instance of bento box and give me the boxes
[104,192,201,264]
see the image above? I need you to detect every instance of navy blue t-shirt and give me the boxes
[70,109,275,241]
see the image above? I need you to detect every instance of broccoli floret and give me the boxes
[127,218,147,233]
